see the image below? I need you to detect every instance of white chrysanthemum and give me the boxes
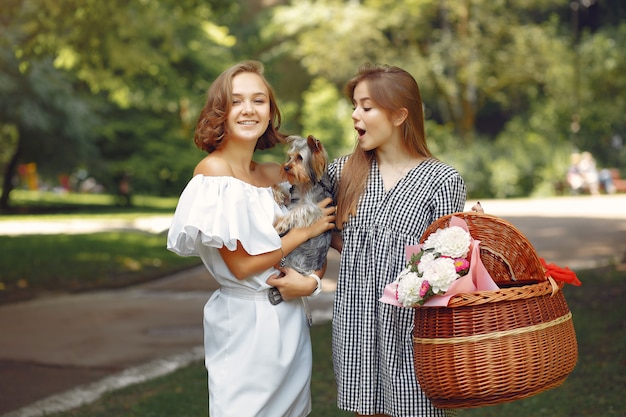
[396,271,424,307]
[422,232,440,251]
[431,226,471,259]
[417,251,437,274]
[421,257,458,293]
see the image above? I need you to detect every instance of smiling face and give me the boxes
[351,81,398,152]
[225,72,271,145]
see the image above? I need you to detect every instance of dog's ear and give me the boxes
[307,135,323,153]
[306,135,328,181]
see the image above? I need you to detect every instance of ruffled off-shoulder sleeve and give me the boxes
[167,175,282,256]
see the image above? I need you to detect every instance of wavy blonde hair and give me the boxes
[193,60,285,153]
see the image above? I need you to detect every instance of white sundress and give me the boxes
[329,157,466,417]
[167,175,312,417]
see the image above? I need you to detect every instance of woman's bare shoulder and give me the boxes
[194,155,233,177]
[256,161,283,185]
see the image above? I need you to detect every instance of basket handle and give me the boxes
[480,245,516,281]
[547,276,561,296]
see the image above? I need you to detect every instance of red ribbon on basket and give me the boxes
[540,258,582,286]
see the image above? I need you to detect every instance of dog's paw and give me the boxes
[274,216,290,235]
[271,184,290,206]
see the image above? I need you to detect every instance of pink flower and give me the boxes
[419,280,431,297]
[454,258,470,275]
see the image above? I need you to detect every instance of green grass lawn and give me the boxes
[0,231,201,303]
[3,189,179,217]
[0,190,200,303]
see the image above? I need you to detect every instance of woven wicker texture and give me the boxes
[413,212,578,409]
[420,212,545,285]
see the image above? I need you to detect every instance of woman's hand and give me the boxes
[471,201,484,213]
[317,197,334,210]
[266,267,318,301]
[304,198,336,239]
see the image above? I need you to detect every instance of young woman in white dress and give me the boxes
[167,60,335,417]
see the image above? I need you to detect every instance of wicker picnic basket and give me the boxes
[413,212,578,409]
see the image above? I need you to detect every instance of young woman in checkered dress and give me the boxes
[329,64,466,417]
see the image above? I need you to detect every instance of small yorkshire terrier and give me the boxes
[273,135,332,276]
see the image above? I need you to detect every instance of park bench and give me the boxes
[606,168,626,193]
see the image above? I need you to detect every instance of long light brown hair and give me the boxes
[336,64,433,228]
[193,60,285,153]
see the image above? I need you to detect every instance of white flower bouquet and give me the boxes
[380,216,499,307]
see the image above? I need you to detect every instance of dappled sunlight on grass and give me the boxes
[75,252,113,262]
[0,232,200,302]
[0,191,190,302]
[119,256,143,271]
[10,189,118,206]
[3,190,178,218]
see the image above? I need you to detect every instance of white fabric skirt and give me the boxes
[203,287,312,417]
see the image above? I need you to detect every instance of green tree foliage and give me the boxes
[1,0,625,204]
[572,22,626,168]
[0,0,235,209]
[264,0,387,86]
[0,43,99,209]
[93,108,202,198]
[9,0,234,109]
[265,0,626,197]
[267,0,570,142]
[300,77,355,160]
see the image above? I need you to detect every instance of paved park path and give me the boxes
[0,194,625,416]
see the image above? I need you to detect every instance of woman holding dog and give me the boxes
[167,60,335,417]
[329,64,466,417]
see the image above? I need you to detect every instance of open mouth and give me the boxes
[238,121,257,125]
[355,127,365,137]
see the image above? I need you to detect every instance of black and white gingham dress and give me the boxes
[329,156,466,417]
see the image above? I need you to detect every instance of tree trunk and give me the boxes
[0,135,22,212]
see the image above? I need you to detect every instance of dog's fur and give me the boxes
[273,135,332,275]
